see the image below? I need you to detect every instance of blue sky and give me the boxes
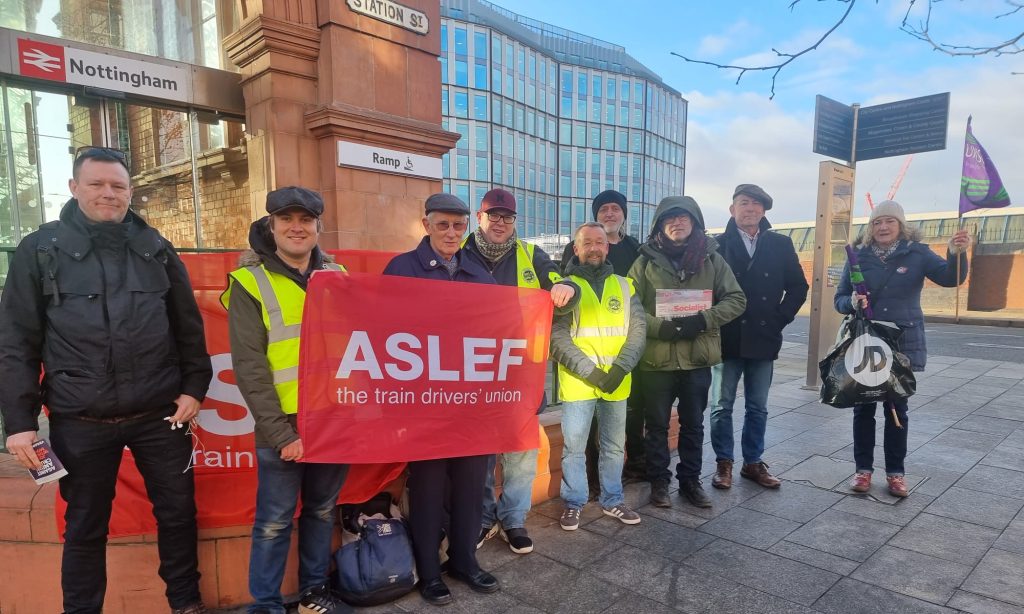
[498,0,1023,227]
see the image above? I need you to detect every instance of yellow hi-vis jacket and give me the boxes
[461,237,556,289]
[220,263,344,414]
[557,274,634,402]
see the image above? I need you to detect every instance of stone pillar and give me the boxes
[224,0,458,250]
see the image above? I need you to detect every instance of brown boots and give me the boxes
[712,460,781,489]
[741,461,781,488]
[711,460,733,489]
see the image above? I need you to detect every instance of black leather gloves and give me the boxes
[599,365,628,393]
[658,320,682,341]
[585,367,607,389]
[672,313,707,340]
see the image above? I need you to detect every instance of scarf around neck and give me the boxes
[473,227,517,263]
[653,229,707,276]
[871,240,900,263]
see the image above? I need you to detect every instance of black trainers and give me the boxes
[171,604,208,614]
[649,482,671,508]
[501,527,534,554]
[298,583,352,614]
[679,479,712,509]
[476,524,498,549]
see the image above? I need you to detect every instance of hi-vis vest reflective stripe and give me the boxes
[220,263,344,414]
[558,274,634,402]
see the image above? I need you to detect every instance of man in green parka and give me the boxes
[628,196,746,509]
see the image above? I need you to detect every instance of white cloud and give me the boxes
[695,20,757,57]
[680,65,1023,231]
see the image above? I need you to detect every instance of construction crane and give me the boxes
[865,155,914,210]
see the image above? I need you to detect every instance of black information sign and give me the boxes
[813,95,855,161]
[854,93,949,161]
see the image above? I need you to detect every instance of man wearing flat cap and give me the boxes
[383,194,501,607]
[222,186,351,613]
[709,184,808,491]
[462,188,578,556]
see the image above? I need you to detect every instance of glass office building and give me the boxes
[438,0,686,248]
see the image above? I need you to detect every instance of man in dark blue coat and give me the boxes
[709,184,808,490]
[382,193,501,607]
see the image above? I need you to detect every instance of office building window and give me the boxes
[474,32,487,58]
[475,126,488,151]
[475,156,488,180]
[456,155,469,179]
[455,60,468,86]
[454,27,467,54]
[475,63,487,88]
[453,92,468,117]
[474,95,487,120]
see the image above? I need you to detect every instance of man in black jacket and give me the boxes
[710,184,808,490]
[0,147,212,614]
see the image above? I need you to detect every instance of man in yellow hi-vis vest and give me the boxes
[462,188,579,556]
[221,187,350,614]
[550,222,647,531]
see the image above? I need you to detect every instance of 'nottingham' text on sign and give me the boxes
[347,0,429,35]
[16,37,190,102]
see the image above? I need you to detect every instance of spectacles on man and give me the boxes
[74,146,129,170]
[485,212,517,224]
[431,220,468,233]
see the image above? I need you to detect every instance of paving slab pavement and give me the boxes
[215,340,1024,613]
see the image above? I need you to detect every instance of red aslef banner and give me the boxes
[299,272,551,463]
[56,251,404,538]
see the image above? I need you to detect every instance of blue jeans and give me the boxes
[482,448,539,530]
[248,447,348,613]
[709,359,774,464]
[560,398,626,509]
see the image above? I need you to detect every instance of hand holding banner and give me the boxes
[298,272,552,463]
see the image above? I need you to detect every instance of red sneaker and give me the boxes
[850,471,872,493]
[887,474,909,497]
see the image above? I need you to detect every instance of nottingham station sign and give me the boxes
[12,36,190,102]
[347,0,429,35]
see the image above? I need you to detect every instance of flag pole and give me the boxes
[955,214,962,324]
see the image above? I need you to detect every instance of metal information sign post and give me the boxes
[805,161,855,388]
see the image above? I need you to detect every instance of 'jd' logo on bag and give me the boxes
[844,332,894,387]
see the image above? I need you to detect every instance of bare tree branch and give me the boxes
[901,0,1024,56]
[671,0,857,99]
[673,0,1022,98]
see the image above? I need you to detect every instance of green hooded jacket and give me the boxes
[628,196,747,371]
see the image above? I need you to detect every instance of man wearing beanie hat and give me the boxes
[463,188,579,556]
[561,190,642,277]
[629,196,746,509]
[709,184,808,491]
[222,186,352,613]
[560,190,647,490]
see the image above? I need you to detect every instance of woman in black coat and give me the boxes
[834,200,969,497]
